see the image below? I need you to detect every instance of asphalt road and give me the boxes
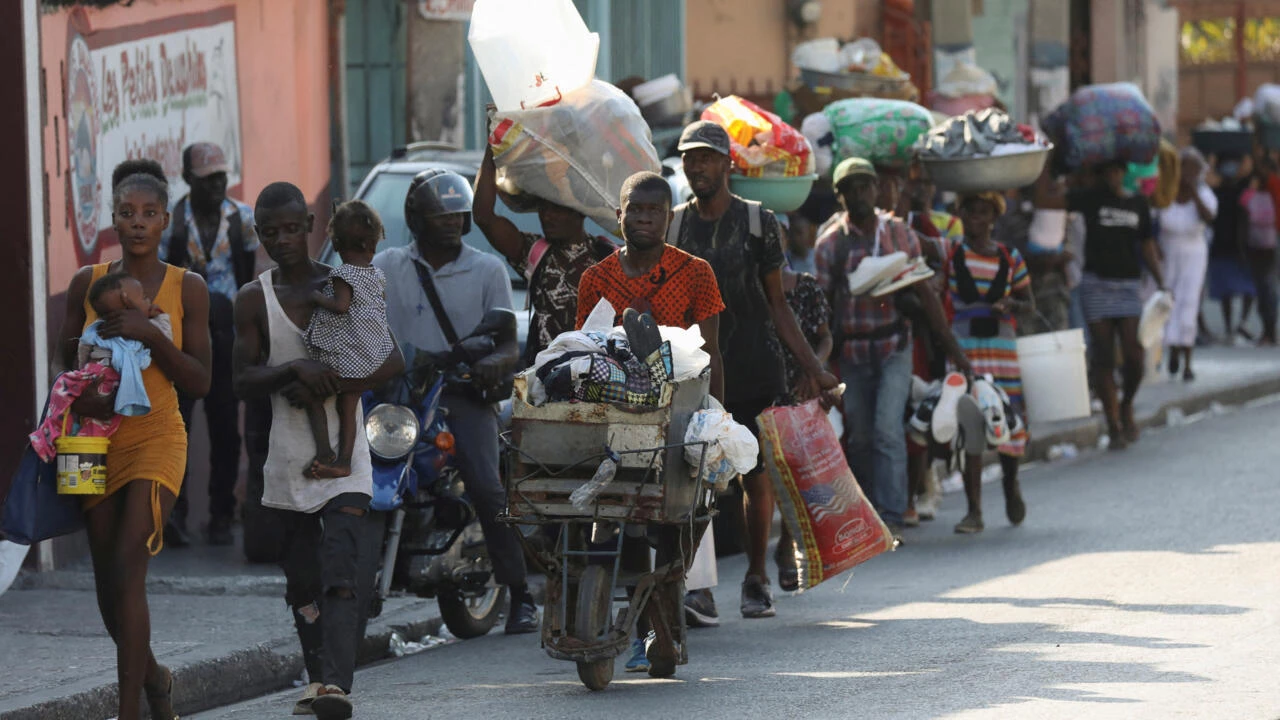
[193,398,1280,720]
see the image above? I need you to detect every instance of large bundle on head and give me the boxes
[700,96,814,178]
[823,98,934,166]
[1042,83,1161,170]
[489,80,660,234]
[927,61,998,117]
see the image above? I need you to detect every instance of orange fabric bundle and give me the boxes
[701,96,813,177]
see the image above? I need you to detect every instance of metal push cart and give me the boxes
[501,373,714,690]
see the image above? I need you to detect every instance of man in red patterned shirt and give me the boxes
[814,158,970,536]
[577,171,726,402]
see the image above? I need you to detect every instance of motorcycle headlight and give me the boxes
[365,403,420,460]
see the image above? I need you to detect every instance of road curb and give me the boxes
[1024,373,1280,463]
[0,610,443,720]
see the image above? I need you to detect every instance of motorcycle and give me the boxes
[363,309,516,639]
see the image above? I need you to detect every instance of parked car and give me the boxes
[318,142,616,348]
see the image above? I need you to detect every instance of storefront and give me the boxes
[21,0,335,568]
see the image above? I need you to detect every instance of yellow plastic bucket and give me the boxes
[55,421,109,496]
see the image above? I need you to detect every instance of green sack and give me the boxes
[823,98,934,165]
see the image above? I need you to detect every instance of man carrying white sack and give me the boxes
[475,143,616,368]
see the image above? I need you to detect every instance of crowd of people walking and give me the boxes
[24,106,1280,716]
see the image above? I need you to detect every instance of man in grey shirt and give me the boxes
[372,169,538,634]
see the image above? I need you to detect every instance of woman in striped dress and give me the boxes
[945,192,1033,533]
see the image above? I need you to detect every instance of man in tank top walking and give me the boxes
[233,182,403,720]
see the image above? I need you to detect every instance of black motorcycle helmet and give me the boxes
[404,168,474,239]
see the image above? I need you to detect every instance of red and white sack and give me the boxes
[758,399,895,590]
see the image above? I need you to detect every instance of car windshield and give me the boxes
[358,171,615,283]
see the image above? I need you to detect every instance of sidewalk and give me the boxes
[2,346,1278,720]
[1026,346,1280,461]
[0,535,442,720]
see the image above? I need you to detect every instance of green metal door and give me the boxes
[345,0,407,194]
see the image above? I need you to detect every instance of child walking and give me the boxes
[304,200,395,479]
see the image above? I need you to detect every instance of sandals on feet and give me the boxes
[954,512,985,534]
[775,543,800,592]
[1121,406,1140,444]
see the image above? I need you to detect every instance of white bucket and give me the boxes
[1016,329,1091,426]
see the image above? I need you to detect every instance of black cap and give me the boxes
[677,120,731,156]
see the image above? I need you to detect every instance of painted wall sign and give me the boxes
[65,9,241,263]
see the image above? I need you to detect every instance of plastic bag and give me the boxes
[800,112,835,177]
[1043,83,1160,170]
[490,80,660,233]
[792,38,841,73]
[823,98,934,165]
[1139,290,1173,351]
[581,296,616,333]
[659,325,710,381]
[702,96,813,178]
[934,61,998,99]
[758,400,895,590]
[684,402,759,492]
[1256,83,1280,125]
[468,0,598,112]
[839,38,883,73]
[0,540,29,597]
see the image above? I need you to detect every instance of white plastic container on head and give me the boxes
[468,0,599,112]
[1016,329,1091,427]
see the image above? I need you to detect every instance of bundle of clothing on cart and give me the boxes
[521,300,710,408]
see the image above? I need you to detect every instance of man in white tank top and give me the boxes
[233,182,403,720]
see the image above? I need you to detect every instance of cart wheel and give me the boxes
[574,565,615,691]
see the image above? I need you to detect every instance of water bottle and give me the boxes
[570,448,620,511]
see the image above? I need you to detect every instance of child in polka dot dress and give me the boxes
[304,200,395,478]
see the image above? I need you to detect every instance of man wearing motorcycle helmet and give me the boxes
[372,169,539,635]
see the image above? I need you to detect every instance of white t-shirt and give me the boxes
[1157,185,1218,251]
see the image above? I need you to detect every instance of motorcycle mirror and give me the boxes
[468,308,517,340]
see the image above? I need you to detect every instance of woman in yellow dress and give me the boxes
[57,159,211,720]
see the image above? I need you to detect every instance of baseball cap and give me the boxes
[185,143,230,178]
[832,157,877,189]
[677,121,731,156]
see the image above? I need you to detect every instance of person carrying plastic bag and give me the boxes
[758,399,895,591]
[489,80,661,234]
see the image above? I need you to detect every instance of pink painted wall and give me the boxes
[40,0,331,307]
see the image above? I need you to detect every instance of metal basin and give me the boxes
[919,145,1053,193]
[800,67,910,95]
